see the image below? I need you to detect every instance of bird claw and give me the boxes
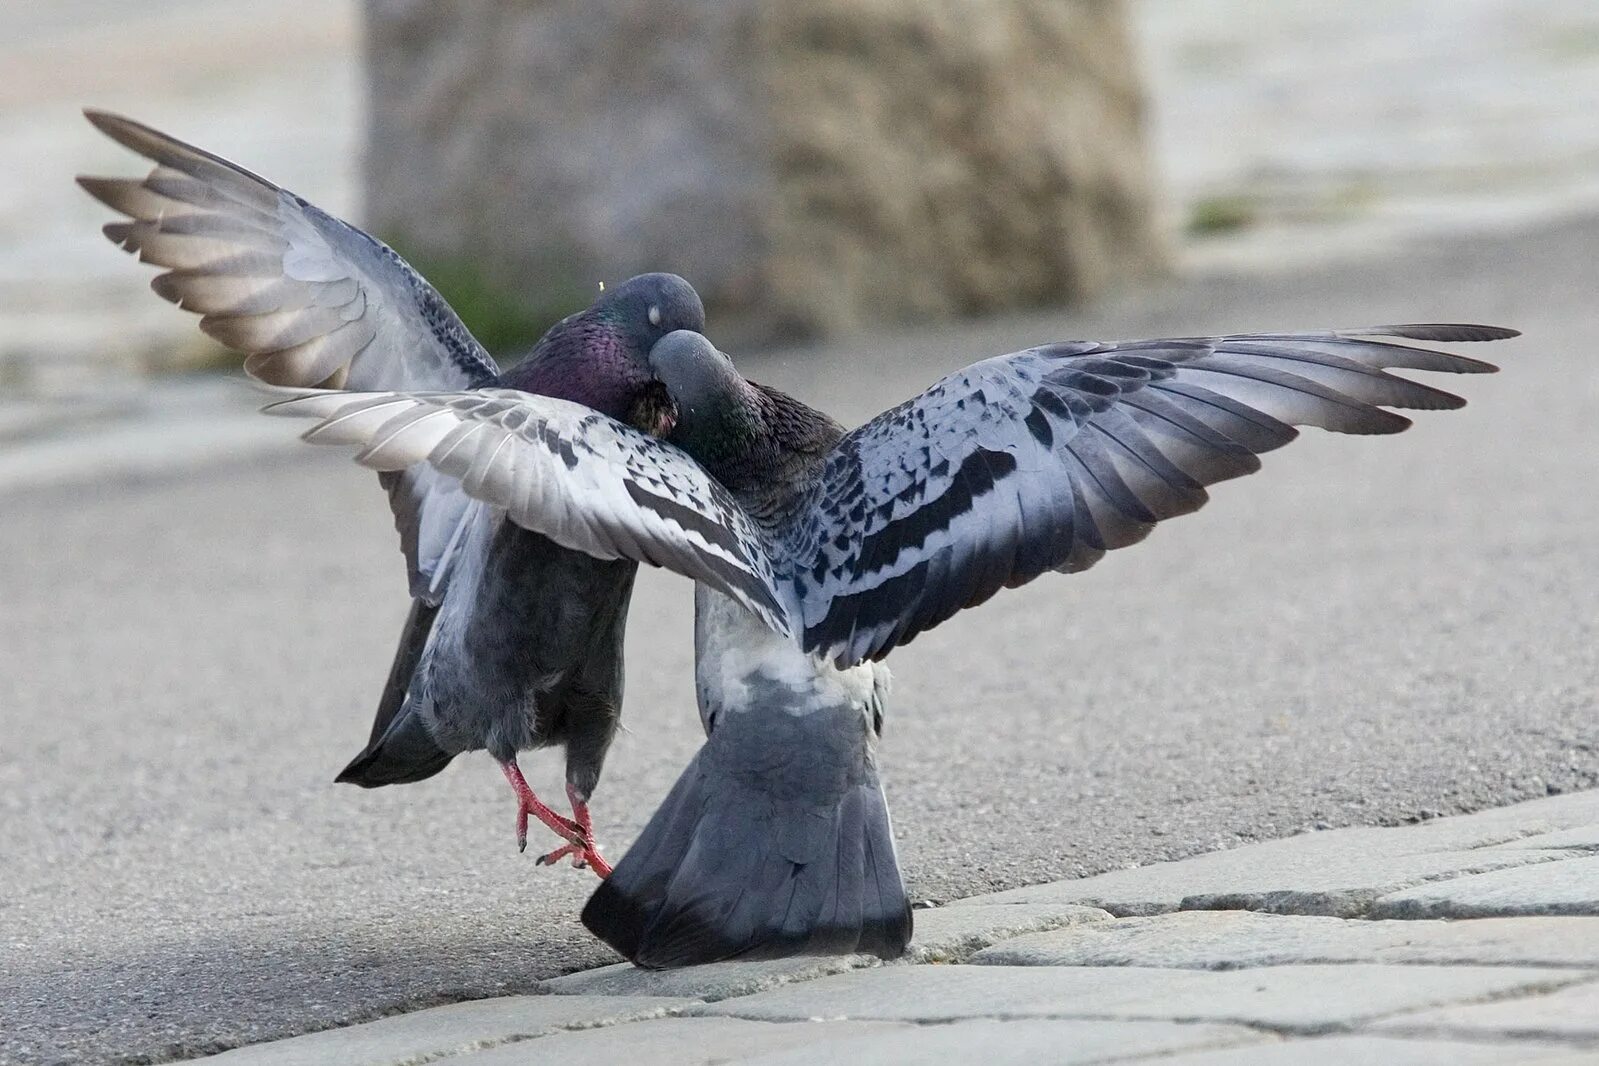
[502,759,586,854]
[500,763,611,876]
[535,837,611,878]
[515,803,582,855]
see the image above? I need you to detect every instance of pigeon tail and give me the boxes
[335,598,454,787]
[582,705,911,968]
[335,700,453,787]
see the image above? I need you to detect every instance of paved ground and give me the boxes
[2,216,1596,1064]
[178,792,1599,1064]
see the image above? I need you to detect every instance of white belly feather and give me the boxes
[694,586,888,732]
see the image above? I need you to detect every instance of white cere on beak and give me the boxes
[648,305,662,327]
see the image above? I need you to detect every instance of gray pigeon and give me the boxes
[264,321,1513,964]
[78,111,706,872]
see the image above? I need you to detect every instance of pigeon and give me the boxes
[77,110,707,873]
[261,318,1514,963]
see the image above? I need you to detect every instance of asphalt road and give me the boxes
[3,219,1596,1065]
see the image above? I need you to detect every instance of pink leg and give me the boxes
[499,759,582,853]
[535,783,613,878]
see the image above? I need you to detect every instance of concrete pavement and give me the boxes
[185,791,1599,1064]
[2,215,1597,1064]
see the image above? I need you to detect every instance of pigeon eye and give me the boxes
[648,305,663,327]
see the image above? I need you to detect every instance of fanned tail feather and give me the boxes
[583,707,911,968]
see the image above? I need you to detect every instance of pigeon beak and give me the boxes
[652,397,679,438]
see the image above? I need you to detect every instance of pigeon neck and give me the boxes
[672,372,765,476]
[497,317,649,425]
[692,384,845,522]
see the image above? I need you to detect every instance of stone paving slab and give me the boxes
[1374,979,1599,1044]
[542,904,1114,998]
[730,1018,1269,1066]
[970,912,1599,971]
[1372,793,1599,849]
[902,903,1111,963]
[1487,826,1599,852]
[688,964,1586,1034]
[543,954,877,1001]
[448,1017,906,1066]
[1150,1034,1597,1065]
[1373,857,1599,920]
[950,793,1599,921]
[957,827,1571,918]
[190,995,681,1065]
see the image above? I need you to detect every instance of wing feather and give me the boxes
[82,110,500,601]
[786,325,1514,665]
[266,389,793,636]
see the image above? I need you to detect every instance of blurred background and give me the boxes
[5,0,1598,416]
[4,3,1599,1064]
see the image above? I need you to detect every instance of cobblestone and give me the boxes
[971,912,1599,971]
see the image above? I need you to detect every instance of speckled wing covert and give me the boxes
[264,388,794,637]
[78,109,498,601]
[784,325,1513,666]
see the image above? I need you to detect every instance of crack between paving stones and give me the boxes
[694,1008,1355,1037]
[1077,849,1592,922]
[683,1014,1279,1063]
[993,956,1599,973]
[696,973,1599,1038]
[1376,1025,1599,1049]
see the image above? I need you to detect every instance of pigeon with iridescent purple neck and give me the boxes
[77,110,705,872]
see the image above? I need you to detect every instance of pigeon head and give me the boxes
[499,273,704,437]
[594,273,706,353]
[647,330,760,461]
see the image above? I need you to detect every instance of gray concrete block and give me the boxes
[190,995,680,1065]
[1372,857,1599,919]
[736,1019,1269,1065]
[1392,793,1599,849]
[1486,826,1599,852]
[971,912,1599,970]
[689,964,1582,1033]
[1374,979,1599,1043]
[904,903,1111,963]
[956,826,1569,917]
[1149,1035,1593,1065]
[451,1017,907,1066]
[543,954,877,1001]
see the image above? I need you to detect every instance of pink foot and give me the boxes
[499,760,582,854]
[534,784,612,878]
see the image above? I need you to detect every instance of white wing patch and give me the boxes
[265,388,796,637]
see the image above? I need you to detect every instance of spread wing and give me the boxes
[263,388,794,637]
[784,325,1514,667]
[79,109,497,601]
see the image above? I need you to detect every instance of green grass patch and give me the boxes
[1185,195,1259,237]
[385,235,593,364]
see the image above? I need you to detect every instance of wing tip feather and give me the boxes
[81,106,282,195]
[1356,323,1519,344]
[75,174,130,212]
